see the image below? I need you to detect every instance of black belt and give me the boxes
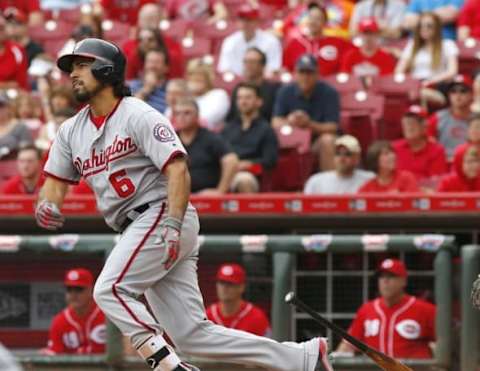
[120,203,150,231]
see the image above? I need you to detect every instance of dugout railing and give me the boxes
[2,234,456,371]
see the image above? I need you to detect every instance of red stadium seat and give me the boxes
[0,159,17,186]
[181,36,212,61]
[370,74,420,140]
[275,125,311,154]
[159,19,190,41]
[102,20,131,46]
[322,73,364,95]
[29,20,74,57]
[340,91,385,153]
[191,20,238,55]
[457,38,480,76]
[52,7,82,24]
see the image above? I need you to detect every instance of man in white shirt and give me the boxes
[217,5,282,76]
[304,135,374,194]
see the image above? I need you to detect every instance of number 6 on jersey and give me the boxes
[109,169,135,197]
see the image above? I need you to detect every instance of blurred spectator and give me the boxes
[37,81,76,125]
[392,105,448,187]
[58,13,103,57]
[98,0,154,25]
[0,0,43,26]
[187,58,229,131]
[403,0,462,39]
[282,2,352,75]
[206,263,271,337]
[0,13,28,90]
[0,343,22,371]
[222,82,278,193]
[458,0,480,41]
[359,141,419,193]
[36,107,76,151]
[463,114,480,152]
[438,144,480,191]
[13,91,42,120]
[227,47,281,122]
[0,95,32,159]
[304,135,374,194]
[164,78,189,121]
[43,268,106,355]
[4,8,43,65]
[340,17,396,79]
[130,48,169,113]
[472,73,480,113]
[217,4,282,76]
[282,0,354,40]
[395,12,458,106]
[124,25,184,80]
[427,74,472,161]
[176,97,238,194]
[164,0,228,23]
[349,0,406,39]
[334,259,436,358]
[1,144,44,194]
[273,54,339,170]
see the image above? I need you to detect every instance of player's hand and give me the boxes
[156,217,182,270]
[35,200,65,230]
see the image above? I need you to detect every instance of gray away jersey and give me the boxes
[44,97,187,231]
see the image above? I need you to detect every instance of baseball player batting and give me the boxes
[35,38,332,371]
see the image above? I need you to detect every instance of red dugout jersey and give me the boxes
[348,295,435,358]
[206,301,271,337]
[45,303,106,355]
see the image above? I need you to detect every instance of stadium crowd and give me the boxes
[0,0,480,196]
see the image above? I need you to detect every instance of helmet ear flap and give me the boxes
[92,64,115,83]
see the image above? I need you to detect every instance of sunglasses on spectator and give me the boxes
[335,150,354,157]
[66,286,87,293]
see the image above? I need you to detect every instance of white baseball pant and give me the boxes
[93,201,320,371]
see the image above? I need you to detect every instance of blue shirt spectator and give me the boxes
[129,48,169,114]
[405,0,464,39]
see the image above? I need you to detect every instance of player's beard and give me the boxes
[74,81,107,103]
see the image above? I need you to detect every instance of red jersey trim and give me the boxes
[373,299,387,354]
[388,297,416,357]
[43,170,79,185]
[88,98,123,130]
[112,202,166,333]
[161,150,187,173]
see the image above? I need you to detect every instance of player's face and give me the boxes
[174,104,198,129]
[236,87,262,116]
[463,153,480,179]
[468,120,480,143]
[378,273,406,300]
[401,116,425,141]
[70,57,105,103]
[17,149,41,179]
[65,286,93,312]
[334,146,359,175]
[378,148,396,173]
[448,85,473,109]
[216,281,244,302]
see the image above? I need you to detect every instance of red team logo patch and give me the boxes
[153,124,175,142]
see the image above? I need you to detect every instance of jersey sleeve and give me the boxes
[43,124,80,184]
[47,314,66,354]
[130,110,187,172]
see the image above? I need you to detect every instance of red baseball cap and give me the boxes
[449,74,473,90]
[216,263,246,284]
[377,259,408,278]
[358,17,379,33]
[405,105,428,120]
[4,7,27,23]
[64,268,94,287]
[237,5,260,20]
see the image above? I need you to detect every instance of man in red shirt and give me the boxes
[340,18,395,78]
[1,145,44,194]
[283,2,352,76]
[0,13,28,90]
[458,0,480,41]
[334,259,436,359]
[206,264,271,337]
[392,105,448,187]
[0,0,42,26]
[43,268,106,355]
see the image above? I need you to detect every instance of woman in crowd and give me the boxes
[438,145,480,192]
[0,95,32,159]
[186,58,230,131]
[395,12,458,106]
[359,140,419,193]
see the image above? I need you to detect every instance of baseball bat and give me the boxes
[285,292,413,371]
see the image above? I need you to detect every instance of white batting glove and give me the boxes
[35,200,65,230]
[156,217,182,270]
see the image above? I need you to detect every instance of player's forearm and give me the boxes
[38,177,69,208]
[165,158,190,221]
